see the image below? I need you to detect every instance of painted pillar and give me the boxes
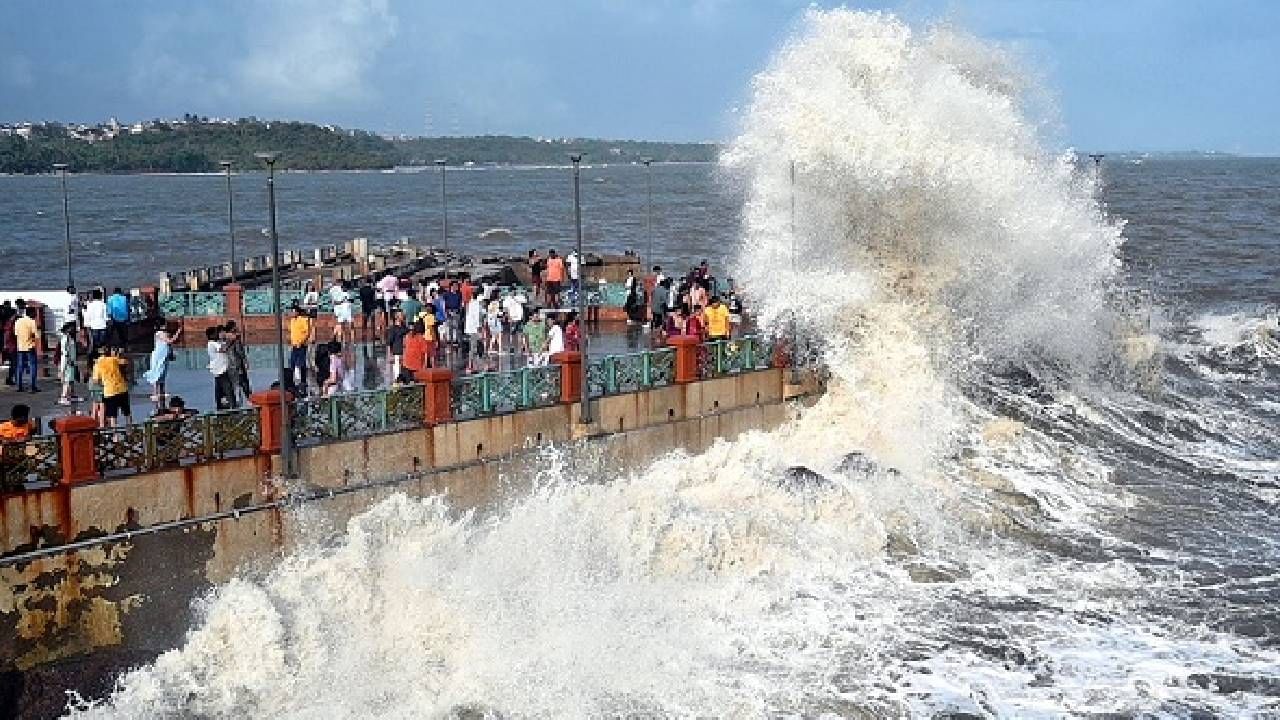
[223,283,244,329]
[415,368,454,425]
[250,388,291,454]
[53,415,99,484]
[668,335,700,384]
[551,351,582,403]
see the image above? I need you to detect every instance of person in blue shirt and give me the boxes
[106,287,131,348]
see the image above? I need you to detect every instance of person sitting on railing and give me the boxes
[92,346,132,427]
[151,396,196,422]
[704,296,731,342]
[0,404,35,442]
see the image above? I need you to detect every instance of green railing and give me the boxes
[158,292,227,317]
[586,347,677,398]
[290,385,426,446]
[93,407,260,477]
[450,365,563,421]
[585,283,629,307]
[698,337,773,379]
[1,435,62,491]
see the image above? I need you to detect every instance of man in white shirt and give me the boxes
[567,251,582,302]
[84,289,110,351]
[546,314,565,355]
[463,293,484,372]
[502,293,525,332]
[206,326,234,409]
[62,285,82,330]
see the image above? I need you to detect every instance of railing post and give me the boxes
[224,283,245,327]
[53,416,100,484]
[250,388,292,455]
[743,337,755,370]
[605,356,618,395]
[668,335,700,384]
[415,368,454,425]
[519,368,532,408]
[551,350,582,404]
[642,351,653,387]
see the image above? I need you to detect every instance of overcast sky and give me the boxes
[1,0,1276,153]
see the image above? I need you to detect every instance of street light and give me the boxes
[255,151,294,477]
[641,157,653,266]
[434,158,448,253]
[52,163,72,287]
[219,161,237,284]
[789,160,801,384]
[570,152,591,424]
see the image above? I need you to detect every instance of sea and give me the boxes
[16,8,1280,719]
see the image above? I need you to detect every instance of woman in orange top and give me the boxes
[402,322,431,374]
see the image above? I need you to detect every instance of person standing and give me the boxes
[650,278,670,340]
[3,299,22,386]
[84,290,109,352]
[62,285,82,333]
[330,280,354,344]
[402,321,430,375]
[288,303,314,394]
[92,346,132,427]
[546,313,565,356]
[567,250,582,304]
[222,321,252,404]
[376,271,400,332]
[14,305,40,393]
[528,249,545,303]
[322,340,346,397]
[206,326,235,409]
[58,321,82,405]
[463,291,485,373]
[106,287,131,348]
[523,310,548,365]
[358,278,377,337]
[142,326,180,410]
[399,289,423,328]
[386,311,409,380]
[704,296,732,342]
[544,250,566,308]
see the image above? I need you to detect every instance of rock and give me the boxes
[778,466,837,492]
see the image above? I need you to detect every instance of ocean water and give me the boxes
[59,9,1280,719]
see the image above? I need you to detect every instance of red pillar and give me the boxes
[250,388,292,454]
[551,351,582,404]
[53,416,99,484]
[668,335,700,384]
[415,368,453,425]
[223,283,244,328]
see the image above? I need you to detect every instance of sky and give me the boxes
[1,0,1277,154]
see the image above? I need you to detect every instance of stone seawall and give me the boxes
[0,368,814,718]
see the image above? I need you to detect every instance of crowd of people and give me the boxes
[1,255,749,439]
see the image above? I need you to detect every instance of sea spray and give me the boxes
[67,9,1280,719]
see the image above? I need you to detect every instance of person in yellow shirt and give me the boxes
[703,296,732,341]
[91,346,132,427]
[288,303,315,393]
[13,306,41,392]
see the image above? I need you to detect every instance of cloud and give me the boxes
[237,0,398,106]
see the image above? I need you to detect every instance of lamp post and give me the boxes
[53,163,72,287]
[434,158,448,253]
[641,157,653,266]
[255,151,294,477]
[570,152,591,424]
[1088,153,1105,185]
[789,160,800,384]
[219,161,237,283]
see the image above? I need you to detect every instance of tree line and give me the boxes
[0,119,718,174]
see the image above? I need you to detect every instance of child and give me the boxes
[322,341,345,397]
[85,349,105,426]
[57,322,82,405]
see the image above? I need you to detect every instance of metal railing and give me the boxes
[4,335,783,487]
[92,407,260,477]
[157,292,228,317]
[0,435,62,491]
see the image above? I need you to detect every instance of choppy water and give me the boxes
[58,9,1280,719]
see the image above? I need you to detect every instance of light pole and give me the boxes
[789,160,800,384]
[570,152,591,424]
[255,151,294,478]
[434,158,448,253]
[1088,153,1105,185]
[53,163,72,287]
[641,157,653,266]
[219,161,237,284]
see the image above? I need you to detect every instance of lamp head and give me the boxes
[641,156,652,166]
[52,163,68,171]
[568,152,584,164]
[434,158,447,166]
[254,151,279,165]
[219,160,232,170]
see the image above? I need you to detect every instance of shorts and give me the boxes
[546,281,562,297]
[104,392,132,419]
[335,303,354,323]
[650,311,665,330]
[361,302,376,319]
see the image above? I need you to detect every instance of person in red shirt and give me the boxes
[564,311,581,352]
[685,304,706,340]
[402,321,431,374]
[459,278,474,306]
